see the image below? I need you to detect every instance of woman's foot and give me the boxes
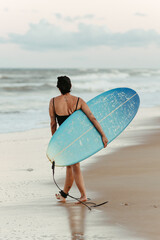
[76,195,87,204]
[55,193,66,203]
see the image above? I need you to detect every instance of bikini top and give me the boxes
[53,97,79,126]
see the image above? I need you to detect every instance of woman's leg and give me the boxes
[72,163,87,202]
[56,165,74,202]
[63,165,74,193]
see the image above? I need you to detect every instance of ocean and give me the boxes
[0,68,160,133]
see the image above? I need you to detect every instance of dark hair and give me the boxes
[57,76,72,94]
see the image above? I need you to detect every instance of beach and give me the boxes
[0,106,159,240]
[1,66,160,240]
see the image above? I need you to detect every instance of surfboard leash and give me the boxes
[51,162,108,210]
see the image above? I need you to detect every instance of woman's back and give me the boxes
[53,94,80,126]
[54,94,79,116]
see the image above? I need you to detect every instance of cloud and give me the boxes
[135,12,147,17]
[55,13,62,19]
[2,19,160,51]
[4,8,9,12]
[0,37,8,43]
[54,13,94,22]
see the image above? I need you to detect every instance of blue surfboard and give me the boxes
[47,88,140,166]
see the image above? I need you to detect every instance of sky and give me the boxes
[0,0,160,68]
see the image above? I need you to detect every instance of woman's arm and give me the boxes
[49,98,57,135]
[80,98,108,148]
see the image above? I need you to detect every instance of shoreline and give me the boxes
[0,105,160,136]
[0,106,160,239]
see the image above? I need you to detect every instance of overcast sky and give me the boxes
[0,0,160,68]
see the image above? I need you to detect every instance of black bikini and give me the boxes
[53,97,79,126]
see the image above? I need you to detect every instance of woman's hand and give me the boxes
[102,135,108,148]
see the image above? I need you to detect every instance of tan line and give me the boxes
[52,93,137,161]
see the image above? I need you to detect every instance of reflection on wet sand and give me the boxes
[63,203,87,240]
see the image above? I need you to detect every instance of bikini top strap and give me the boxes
[75,97,79,111]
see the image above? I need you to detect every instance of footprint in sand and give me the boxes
[121,202,129,206]
[26,168,34,172]
[153,205,158,208]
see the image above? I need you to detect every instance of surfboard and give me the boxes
[46,88,140,166]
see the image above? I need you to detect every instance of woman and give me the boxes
[49,76,108,203]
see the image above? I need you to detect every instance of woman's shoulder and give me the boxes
[49,96,59,107]
[78,97,86,104]
[73,96,85,105]
[75,97,87,110]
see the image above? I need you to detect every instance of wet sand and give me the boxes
[0,107,159,239]
[84,129,160,240]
